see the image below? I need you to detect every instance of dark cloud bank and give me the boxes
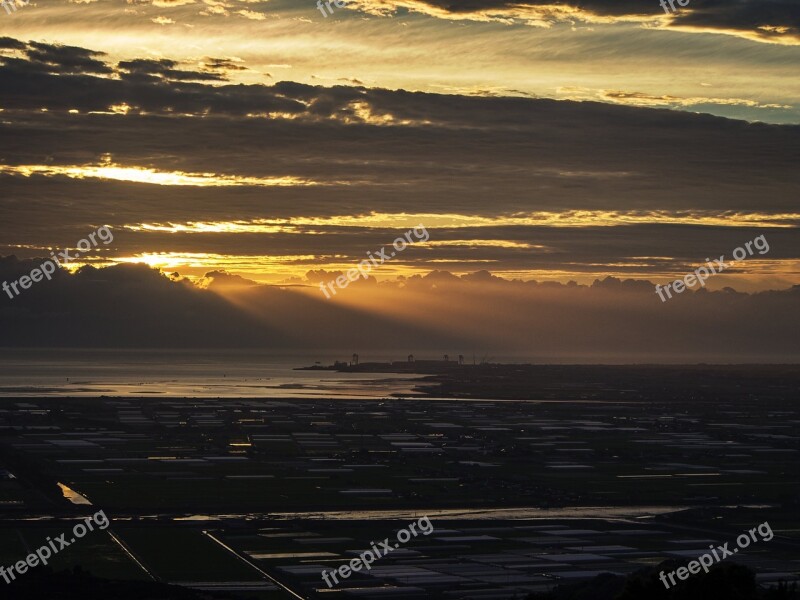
[0,259,797,362]
[396,0,800,43]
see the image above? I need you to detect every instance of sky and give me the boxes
[0,0,798,359]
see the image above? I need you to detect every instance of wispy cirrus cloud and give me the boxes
[558,87,794,112]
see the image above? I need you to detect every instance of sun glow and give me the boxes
[0,162,320,187]
[125,210,800,233]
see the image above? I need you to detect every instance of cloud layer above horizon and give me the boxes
[1,36,798,292]
[0,15,797,356]
[1,260,798,361]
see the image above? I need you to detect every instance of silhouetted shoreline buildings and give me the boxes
[302,353,470,373]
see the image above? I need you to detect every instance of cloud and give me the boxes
[0,160,324,187]
[150,0,196,5]
[0,37,26,50]
[0,37,797,294]
[0,260,797,361]
[351,0,800,44]
[0,260,289,347]
[236,8,266,19]
[557,87,794,112]
[117,58,228,82]
[6,38,789,129]
[201,57,248,72]
[601,91,791,110]
[24,41,112,75]
[668,0,800,44]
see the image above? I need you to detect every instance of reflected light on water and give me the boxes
[58,482,93,506]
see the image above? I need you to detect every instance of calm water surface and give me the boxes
[0,349,425,398]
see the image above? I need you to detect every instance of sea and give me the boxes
[0,348,426,398]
